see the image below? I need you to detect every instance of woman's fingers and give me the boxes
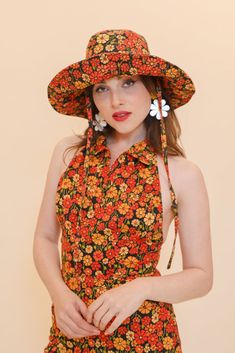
[58,313,100,339]
[52,290,101,338]
[68,309,101,334]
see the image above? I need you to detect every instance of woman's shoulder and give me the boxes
[55,134,84,172]
[157,153,203,176]
[168,155,204,179]
[167,155,206,203]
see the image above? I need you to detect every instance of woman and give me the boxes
[33,29,213,352]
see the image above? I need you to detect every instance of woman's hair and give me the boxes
[62,75,186,164]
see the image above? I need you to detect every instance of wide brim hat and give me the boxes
[47,29,196,269]
[48,29,195,118]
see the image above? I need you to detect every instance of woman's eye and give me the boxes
[95,86,106,93]
[95,79,135,93]
[124,79,135,86]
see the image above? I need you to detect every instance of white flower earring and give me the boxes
[92,113,107,131]
[149,98,170,120]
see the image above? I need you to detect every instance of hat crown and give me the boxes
[85,29,150,59]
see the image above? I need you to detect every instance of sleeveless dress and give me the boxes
[44,134,182,353]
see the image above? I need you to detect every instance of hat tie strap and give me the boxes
[156,87,179,270]
[77,95,94,233]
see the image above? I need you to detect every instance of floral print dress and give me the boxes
[44,133,182,353]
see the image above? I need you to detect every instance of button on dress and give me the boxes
[44,133,182,352]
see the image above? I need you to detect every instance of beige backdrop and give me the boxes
[1,0,234,352]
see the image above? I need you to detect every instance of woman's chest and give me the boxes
[56,151,174,244]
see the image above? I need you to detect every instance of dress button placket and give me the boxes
[101,154,125,209]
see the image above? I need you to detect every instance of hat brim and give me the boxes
[47,52,195,118]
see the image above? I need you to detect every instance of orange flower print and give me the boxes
[138,300,153,314]
[93,250,104,261]
[119,182,128,192]
[136,207,146,218]
[96,33,110,44]
[152,311,159,323]
[146,176,155,185]
[106,61,118,72]
[60,178,72,189]
[64,261,73,273]
[64,220,72,231]
[81,62,93,75]
[67,341,73,349]
[45,133,182,352]
[126,330,135,341]
[68,277,79,290]
[120,223,129,233]
[123,256,139,268]
[163,336,174,350]
[87,208,95,219]
[94,44,104,54]
[99,53,110,64]
[119,246,129,257]
[81,73,91,83]
[85,245,93,254]
[113,337,127,350]
[74,348,81,353]
[139,168,151,179]
[117,34,126,41]
[120,63,130,72]
[129,67,138,75]
[94,275,105,287]
[106,44,115,52]
[83,255,93,267]
[57,343,67,353]
[62,195,73,211]
[166,67,181,78]
[131,218,140,227]
[118,202,130,215]
[106,186,118,198]
[92,233,105,246]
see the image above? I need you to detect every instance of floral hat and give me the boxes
[47,29,196,269]
[48,29,195,117]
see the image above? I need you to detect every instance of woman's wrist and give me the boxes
[134,277,153,301]
[49,280,70,303]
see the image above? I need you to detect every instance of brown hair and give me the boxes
[62,75,186,164]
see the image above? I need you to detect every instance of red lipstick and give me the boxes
[112,111,131,121]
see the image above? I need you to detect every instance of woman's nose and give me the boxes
[110,91,125,107]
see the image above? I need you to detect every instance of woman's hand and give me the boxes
[85,278,148,335]
[52,288,101,339]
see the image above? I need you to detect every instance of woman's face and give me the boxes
[92,75,151,139]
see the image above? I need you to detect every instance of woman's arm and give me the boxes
[33,136,78,302]
[140,159,213,304]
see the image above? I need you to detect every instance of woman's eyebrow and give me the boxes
[94,80,108,84]
[98,76,134,84]
[93,76,137,89]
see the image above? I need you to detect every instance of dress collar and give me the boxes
[90,134,157,166]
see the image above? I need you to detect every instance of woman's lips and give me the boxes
[112,113,131,121]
